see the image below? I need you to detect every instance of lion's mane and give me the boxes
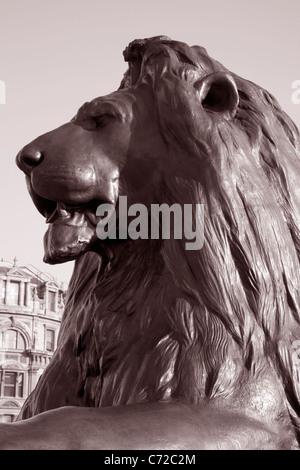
[20,37,300,435]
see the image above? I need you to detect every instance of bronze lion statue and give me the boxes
[2,36,300,450]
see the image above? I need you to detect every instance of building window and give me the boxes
[1,414,15,423]
[1,280,6,303]
[46,329,55,352]
[48,291,56,312]
[23,283,27,306]
[0,329,26,350]
[2,371,24,398]
[7,281,20,305]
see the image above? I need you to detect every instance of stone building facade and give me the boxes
[0,259,66,422]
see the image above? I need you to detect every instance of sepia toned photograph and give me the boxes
[0,0,299,453]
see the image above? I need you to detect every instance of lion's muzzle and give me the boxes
[16,122,121,264]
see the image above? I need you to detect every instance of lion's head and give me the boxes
[16,36,300,445]
[16,36,242,265]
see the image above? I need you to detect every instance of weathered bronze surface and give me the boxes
[2,36,300,449]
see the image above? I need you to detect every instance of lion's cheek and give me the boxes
[43,222,96,264]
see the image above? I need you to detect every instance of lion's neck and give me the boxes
[64,249,286,423]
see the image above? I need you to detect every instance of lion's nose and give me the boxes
[16,146,44,174]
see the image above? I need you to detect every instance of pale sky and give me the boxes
[0,0,299,284]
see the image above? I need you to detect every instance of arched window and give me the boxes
[0,329,26,350]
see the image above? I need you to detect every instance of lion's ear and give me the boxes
[195,72,239,119]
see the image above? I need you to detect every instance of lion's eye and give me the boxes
[94,113,114,129]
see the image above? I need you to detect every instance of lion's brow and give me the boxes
[75,98,129,123]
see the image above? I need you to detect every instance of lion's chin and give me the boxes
[43,221,96,265]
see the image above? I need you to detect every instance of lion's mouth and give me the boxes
[45,200,102,227]
[42,199,108,265]
[26,178,110,227]
[26,181,114,264]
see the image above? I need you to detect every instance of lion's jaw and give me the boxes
[42,202,103,264]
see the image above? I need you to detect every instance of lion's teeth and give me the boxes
[57,202,69,217]
[58,208,69,217]
[46,208,58,223]
[46,203,70,223]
